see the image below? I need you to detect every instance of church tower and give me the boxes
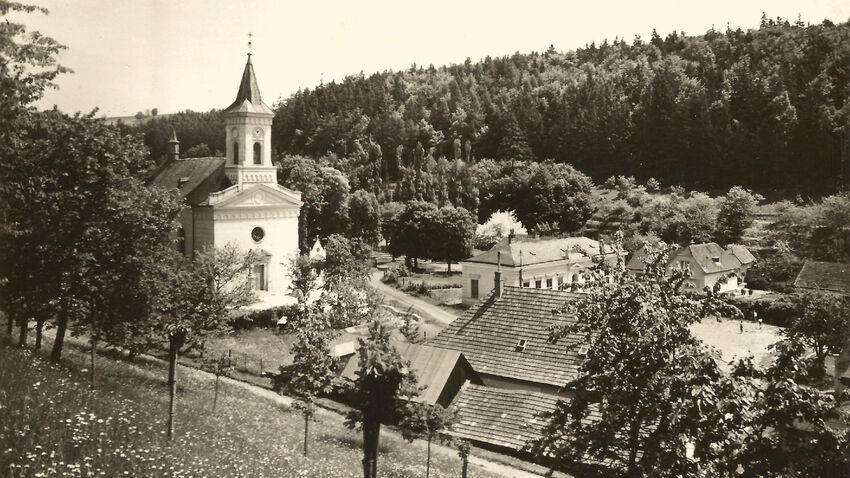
[222,50,276,189]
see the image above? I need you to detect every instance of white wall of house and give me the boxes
[461,260,595,305]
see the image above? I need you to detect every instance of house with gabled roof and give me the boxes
[148,51,302,294]
[431,285,585,395]
[460,234,619,306]
[428,277,592,453]
[627,242,749,293]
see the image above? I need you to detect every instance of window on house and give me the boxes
[253,142,262,164]
[233,142,239,164]
[546,278,553,289]
[250,264,267,291]
[515,339,528,352]
[523,281,530,287]
[535,279,542,289]
[557,276,564,288]
[470,279,479,299]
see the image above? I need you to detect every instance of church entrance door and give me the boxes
[252,264,267,291]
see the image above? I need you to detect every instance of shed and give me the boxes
[340,341,480,407]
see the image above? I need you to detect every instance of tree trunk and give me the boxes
[626,417,642,477]
[34,321,43,351]
[167,338,179,440]
[361,419,380,478]
[303,412,309,456]
[89,337,96,390]
[5,311,12,336]
[446,261,452,275]
[414,257,419,269]
[461,457,468,478]
[17,316,27,347]
[50,308,68,362]
[212,374,220,412]
[426,437,431,478]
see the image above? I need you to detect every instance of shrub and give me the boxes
[381,263,410,285]
[729,294,798,328]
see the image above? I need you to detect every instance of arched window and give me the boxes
[233,142,239,164]
[253,142,262,165]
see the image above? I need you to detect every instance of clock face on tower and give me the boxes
[252,128,264,139]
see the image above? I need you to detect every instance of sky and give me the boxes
[14,0,850,117]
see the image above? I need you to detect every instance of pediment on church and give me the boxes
[212,184,302,209]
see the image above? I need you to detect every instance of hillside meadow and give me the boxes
[0,335,501,477]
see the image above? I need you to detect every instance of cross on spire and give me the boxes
[248,32,252,58]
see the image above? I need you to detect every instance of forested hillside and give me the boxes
[129,17,849,195]
[273,17,849,193]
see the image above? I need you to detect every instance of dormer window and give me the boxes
[177,176,190,188]
[577,345,590,357]
[712,256,721,263]
[515,339,528,352]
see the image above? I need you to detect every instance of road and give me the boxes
[369,270,460,326]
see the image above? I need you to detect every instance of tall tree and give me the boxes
[428,206,475,273]
[715,186,763,245]
[348,189,382,246]
[147,244,257,439]
[345,321,419,478]
[783,291,850,374]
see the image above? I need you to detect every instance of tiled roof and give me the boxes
[146,157,227,203]
[680,243,739,274]
[627,242,742,274]
[339,342,474,405]
[726,244,756,265]
[464,236,612,267]
[794,261,850,294]
[429,286,586,387]
[450,383,561,451]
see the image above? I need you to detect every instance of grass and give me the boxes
[0,334,504,477]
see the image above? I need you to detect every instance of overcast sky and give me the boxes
[17,0,850,117]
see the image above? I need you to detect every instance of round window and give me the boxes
[251,227,265,242]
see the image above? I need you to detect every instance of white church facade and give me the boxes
[149,53,302,294]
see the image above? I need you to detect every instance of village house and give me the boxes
[627,242,752,294]
[148,53,302,294]
[429,276,592,453]
[460,235,619,306]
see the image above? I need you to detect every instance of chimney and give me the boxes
[508,229,515,244]
[167,127,180,162]
[494,251,503,298]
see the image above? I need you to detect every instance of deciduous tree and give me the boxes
[345,321,419,478]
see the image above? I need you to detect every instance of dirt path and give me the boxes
[370,271,460,326]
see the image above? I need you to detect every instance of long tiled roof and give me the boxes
[147,157,227,203]
[450,383,561,451]
[464,236,611,267]
[794,261,850,294]
[429,286,586,387]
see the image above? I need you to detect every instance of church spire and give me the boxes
[167,127,180,162]
[223,34,272,115]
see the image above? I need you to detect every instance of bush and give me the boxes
[381,263,410,285]
[729,294,798,328]
[230,305,295,330]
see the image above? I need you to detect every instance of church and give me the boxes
[149,52,302,294]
